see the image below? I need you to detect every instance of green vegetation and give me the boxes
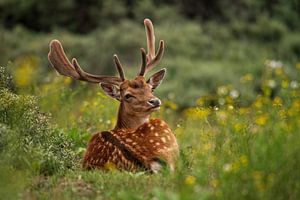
[0,0,300,199]
[1,58,300,199]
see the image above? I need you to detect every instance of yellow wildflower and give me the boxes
[240,155,249,167]
[226,96,234,105]
[13,55,40,87]
[227,104,234,110]
[196,98,205,106]
[253,97,264,109]
[288,100,300,116]
[164,100,178,110]
[184,107,210,120]
[278,109,286,119]
[104,162,117,171]
[63,77,72,85]
[281,80,289,89]
[240,73,253,83]
[273,97,283,106]
[255,114,269,126]
[203,142,213,152]
[234,123,246,132]
[232,161,240,172]
[239,108,250,115]
[185,175,196,186]
[275,68,284,76]
[296,62,300,70]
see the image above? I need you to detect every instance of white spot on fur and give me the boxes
[154,132,159,136]
[150,139,154,143]
[161,137,166,143]
[126,138,132,142]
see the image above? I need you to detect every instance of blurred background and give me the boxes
[1,0,299,109]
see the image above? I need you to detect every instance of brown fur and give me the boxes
[83,119,179,171]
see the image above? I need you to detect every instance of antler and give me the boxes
[139,19,165,76]
[48,39,124,84]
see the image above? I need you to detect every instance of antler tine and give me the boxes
[139,19,165,76]
[48,40,80,79]
[144,19,155,60]
[48,39,122,85]
[145,40,164,73]
[139,48,147,76]
[113,55,125,81]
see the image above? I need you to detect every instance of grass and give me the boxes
[1,59,300,199]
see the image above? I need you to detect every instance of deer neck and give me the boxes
[114,102,149,130]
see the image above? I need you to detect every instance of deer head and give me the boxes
[48,19,165,130]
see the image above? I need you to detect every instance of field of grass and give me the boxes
[1,56,300,199]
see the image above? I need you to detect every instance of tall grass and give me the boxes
[1,57,300,199]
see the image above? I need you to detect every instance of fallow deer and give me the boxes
[48,19,179,172]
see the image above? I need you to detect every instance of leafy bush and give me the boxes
[0,66,76,175]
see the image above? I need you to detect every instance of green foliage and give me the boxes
[0,66,76,176]
[1,19,299,108]
[1,0,299,33]
[177,0,300,30]
[0,0,127,33]
[0,64,13,90]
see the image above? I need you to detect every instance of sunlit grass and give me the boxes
[1,60,300,199]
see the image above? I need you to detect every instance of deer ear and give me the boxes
[147,68,166,90]
[100,83,121,101]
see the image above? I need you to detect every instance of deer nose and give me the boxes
[148,98,161,107]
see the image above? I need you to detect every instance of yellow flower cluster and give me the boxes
[185,175,196,186]
[184,107,211,120]
[12,55,40,88]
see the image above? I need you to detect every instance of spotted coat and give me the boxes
[82,118,179,172]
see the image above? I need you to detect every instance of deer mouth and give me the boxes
[148,105,161,111]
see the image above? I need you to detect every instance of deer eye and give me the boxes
[124,94,134,101]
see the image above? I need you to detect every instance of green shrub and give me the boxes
[281,33,300,62]
[231,16,287,42]
[0,66,76,175]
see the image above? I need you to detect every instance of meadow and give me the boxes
[1,0,300,199]
[1,58,300,199]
